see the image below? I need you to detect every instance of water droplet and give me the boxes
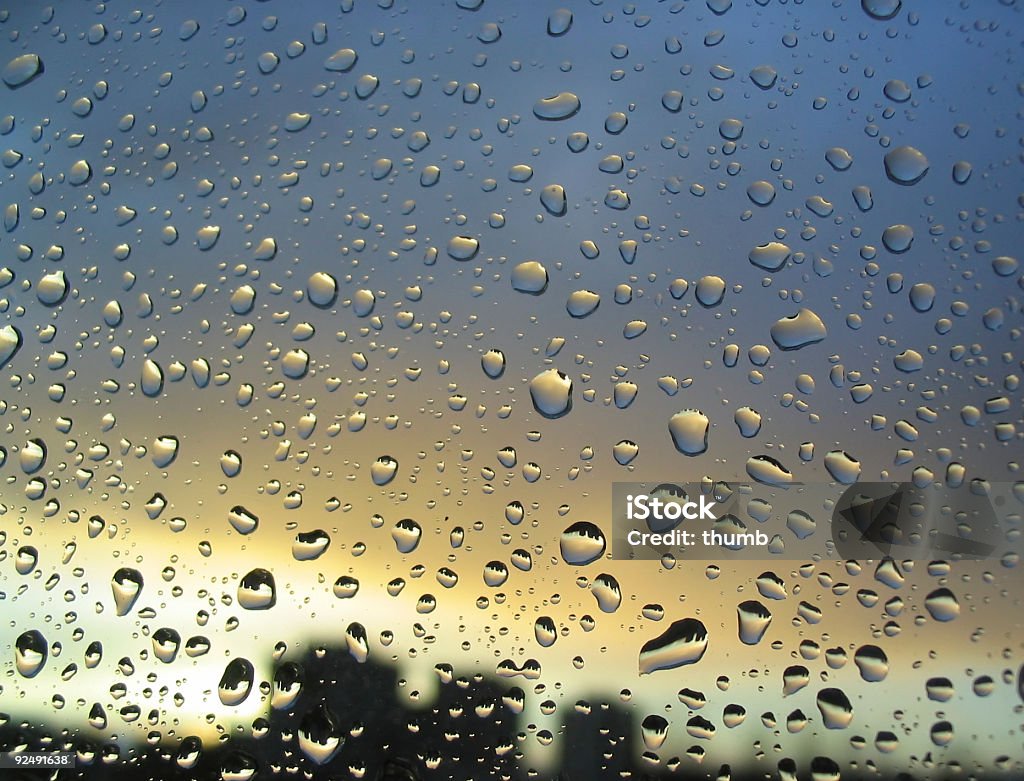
[3,54,43,88]
[853,645,889,681]
[745,455,793,486]
[893,349,923,373]
[613,439,639,465]
[176,736,203,769]
[545,8,574,36]
[370,455,399,485]
[825,147,854,171]
[346,622,369,663]
[737,600,772,644]
[447,235,480,260]
[481,348,506,378]
[111,568,144,616]
[668,409,710,456]
[884,145,929,185]
[862,0,901,20]
[238,569,276,609]
[15,630,47,678]
[882,223,914,254]
[151,435,179,468]
[298,701,345,764]
[141,358,165,397]
[750,64,777,89]
[535,616,558,647]
[734,407,762,437]
[560,521,606,565]
[332,576,359,599]
[228,506,260,535]
[567,289,601,318]
[0,324,22,369]
[152,628,181,663]
[392,518,422,554]
[324,48,358,72]
[770,308,827,350]
[307,272,338,308]
[292,529,330,561]
[695,275,726,306]
[823,450,861,484]
[511,260,549,294]
[540,184,567,216]
[816,687,854,729]
[530,368,573,418]
[533,92,581,120]
[641,714,669,750]
[220,751,258,781]
[591,573,622,613]
[924,587,960,621]
[746,181,776,207]
[639,618,709,674]
[783,665,810,695]
[218,658,255,706]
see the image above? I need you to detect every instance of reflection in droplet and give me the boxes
[111,568,144,616]
[560,522,607,565]
[770,308,827,350]
[238,569,276,610]
[884,145,929,185]
[530,369,573,419]
[533,92,581,120]
[298,701,344,765]
[15,630,47,678]
[816,688,854,729]
[668,410,710,456]
[737,600,772,645]
[639,618,709,674]
[218,658,255,706]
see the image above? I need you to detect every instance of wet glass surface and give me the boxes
[0,1,1023,779]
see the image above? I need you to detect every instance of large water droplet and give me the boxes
[641,714,669,750]
[370,455,399,485]
[816,688,854,729]
[111,568,144,616]
[0,324,22,369]
[853,645,889,681]
[884,145,929,185]
[535,616,558,647]
[592,573,622,613]
[272,661,305,711]
[639,618,709,674]
[547,8,573,35]
[668,409,710,456]
[530,369,573,418]
[737,600,772,645]
[392,518,422,554]
[770,308,827,350]
[238,569,276,610]
[15,629,47,678]
[924,587,960,621]
[324,48,358,72]
[218,658,255,706]
[298,702,344,765]
[824,450,861,484]
[228,505,260,535]
[533,92,581,120]
[2,54,43,88]
[511,261,549,294]
[152,628,181,663]
[862,0,901,20]
[560,521,607,565]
